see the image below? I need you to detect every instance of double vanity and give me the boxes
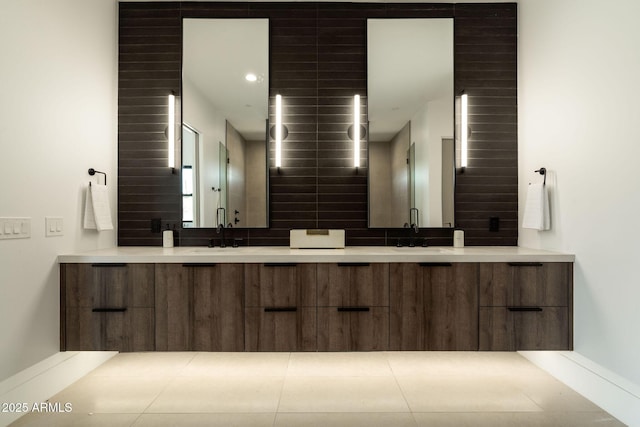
[59,246,574,353]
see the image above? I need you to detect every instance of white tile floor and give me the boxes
[10,352,625,427]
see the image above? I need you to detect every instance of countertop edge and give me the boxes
[57,246,576,264]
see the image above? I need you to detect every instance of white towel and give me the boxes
[83,183,114,231]
[523,183,550,230]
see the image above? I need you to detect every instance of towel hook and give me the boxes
[534,167,546,185]
[88,168,107,185]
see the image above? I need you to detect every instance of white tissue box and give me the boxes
[289,229,345,249]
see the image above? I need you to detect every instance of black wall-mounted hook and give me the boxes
[535,167,547,185]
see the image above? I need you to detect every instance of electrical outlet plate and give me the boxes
[45,217,64,237]
[0,217,31,240]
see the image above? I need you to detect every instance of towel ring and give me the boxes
[534,167,546,185]
[88,168,107,185]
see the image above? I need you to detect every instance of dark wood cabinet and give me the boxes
[155,263,244,351]
[478,262,573,350]
[61,263,154,351]
[317,263,389,351]
[244,263,317,351]
[390,263,479,351]
[61,259,572,353]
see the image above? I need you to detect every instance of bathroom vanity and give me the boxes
[59,246,573,353]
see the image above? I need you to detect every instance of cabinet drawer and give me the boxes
[245,307,316,351]
[479,263,572,307]
[63,263,154,308]
[317,306,389,351]
[479,306,571,351]
[65,307,154,351]
[317,263,389,307]
[245,263,316,308]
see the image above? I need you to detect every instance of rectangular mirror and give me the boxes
[367,19,454,228]
[182,18,269,228]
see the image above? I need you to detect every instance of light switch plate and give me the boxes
[45,217,63,237]
[0,218,31,240]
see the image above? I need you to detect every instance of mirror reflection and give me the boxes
[367,19,454,228]
[182,19,268,228]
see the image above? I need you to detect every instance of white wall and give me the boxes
[0,0,117,381]
[518,0,640,389]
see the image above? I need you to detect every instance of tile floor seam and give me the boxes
[272,352,294,426]
[386,353,416,415]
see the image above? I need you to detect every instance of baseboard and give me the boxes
[0,351,117,427]
[520,351,640,427]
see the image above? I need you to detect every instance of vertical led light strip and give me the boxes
[167,94,175,168]
[461,93,468,169]
[275,94,282,168]
[353,94,360,168]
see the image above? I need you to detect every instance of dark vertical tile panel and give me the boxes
[118,2,182,246]
[316,4,368,231]
[268,4,318,231]
[454,3,518,246]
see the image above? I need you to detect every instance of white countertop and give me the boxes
[58,246,574,264]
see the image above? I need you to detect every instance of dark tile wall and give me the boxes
[118,2,517,247]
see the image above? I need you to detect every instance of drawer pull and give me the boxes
[91,263,126,267]
[508,262,543,267]
[183,263,217,267]
[418,262,452,267]
[264,307,297,312]
[337,263,370,267]
[507,306,543,312]
[92,307,127,313]
[337,307,370,312]
[264,263,297,267]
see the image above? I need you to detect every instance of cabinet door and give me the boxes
[62,263,154,351]
[155,263,245,351]
[317,307,389,351]
[155,264,191,351]
[317,263,389,307]
[479,307,570,351]
[192,264,244,351]
[390,263,478,351]
[245,307,316,351]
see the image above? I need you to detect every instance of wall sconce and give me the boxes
[347,94,366,168]
[167,93,175,169]
[269,94,288,169]
[275,94,282,168]
[460,93,468,170]
[353,94,360,167]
